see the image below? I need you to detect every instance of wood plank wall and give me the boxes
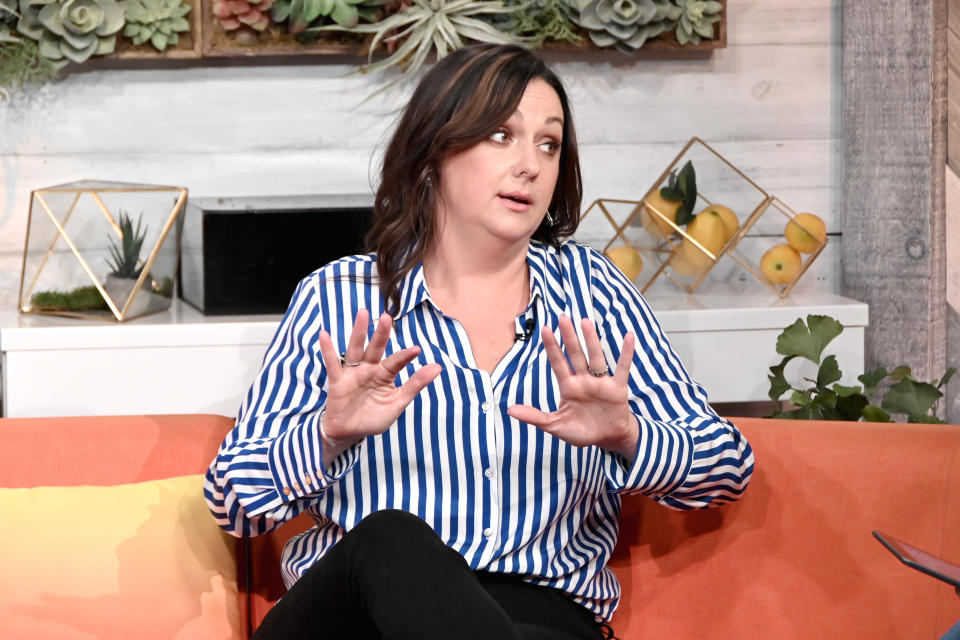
[947,0,960,422]
[0,0,841,307]
[845,0,957,422]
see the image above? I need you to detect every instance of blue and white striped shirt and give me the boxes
[204,240,754,620]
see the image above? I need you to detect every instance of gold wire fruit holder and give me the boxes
[578,137,828,297]
[18,180,188,322]
[725,196,828,297]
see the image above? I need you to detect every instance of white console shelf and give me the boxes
[0,287,868,418]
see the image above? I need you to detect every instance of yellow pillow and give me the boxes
[0,474,241,640]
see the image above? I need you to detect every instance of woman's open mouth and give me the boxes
[499,192,532,211]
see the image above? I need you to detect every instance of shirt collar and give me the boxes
[392,241,567,321]
[393,261,431,320]
[525,241,567,318]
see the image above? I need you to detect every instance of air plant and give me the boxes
[309,0,525,96]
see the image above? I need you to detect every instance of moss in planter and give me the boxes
[30,286,110,312]
[0,40,60,99]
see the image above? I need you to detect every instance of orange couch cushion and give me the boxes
[609,418,960,639]
[0,415,241,640]
[0,414,234,487]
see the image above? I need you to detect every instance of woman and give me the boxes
[205,44,754,640]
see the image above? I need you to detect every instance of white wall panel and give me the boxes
[0,0,842,306]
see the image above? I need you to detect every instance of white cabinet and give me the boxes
[0,288,868,418]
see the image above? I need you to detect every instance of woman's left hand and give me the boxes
[507,315,639,459]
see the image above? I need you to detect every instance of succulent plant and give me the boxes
[482,0,582,48]
[2,0,20,44]
[16,0,124,66]
[119,0,190,51]
[107,210,148,279]
[673,0,721,46]
[312,0,522,97]
[271,0,377,34]
[212,0,276,38]
[567,0,680,54]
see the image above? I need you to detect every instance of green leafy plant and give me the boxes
[2,0,19,41]
[568,0,680,54]
[271,0,378,34]
[673,0,721,46]
[0,38,60,99]
[1,0,62,99]
[119,0,191,51]
[658,159,697,225]
[767,314,956,423]
[16,0,125,67]
[310,0,522,95]
[107,211,148,279]
[481,0,582,48]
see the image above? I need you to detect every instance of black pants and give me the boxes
[254,509,607,640]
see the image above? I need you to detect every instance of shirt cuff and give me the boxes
[268,411,361,502]
[604,414,694,498]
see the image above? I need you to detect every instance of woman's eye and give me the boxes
[490,129,510,143]
[539,140,560,153]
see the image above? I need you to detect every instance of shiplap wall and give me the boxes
[0,0,840,305]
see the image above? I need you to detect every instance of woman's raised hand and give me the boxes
[317,309,442,450]
[507,315,639,460]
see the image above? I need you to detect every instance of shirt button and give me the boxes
[282,487,291,496]
[305,477,313,485]
[484,468,494,479]
[481,401,492,412]
[483,528,493,538]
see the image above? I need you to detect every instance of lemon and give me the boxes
[784,213,826,254]
[642,190,681,238]
[699,204,739,242]
[673,209,728,277]
[760,243,802,285]
[605,246,644,282]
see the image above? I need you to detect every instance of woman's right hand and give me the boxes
[316,309,442,458]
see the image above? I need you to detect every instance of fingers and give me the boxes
[558,315,588,373]
[317,330,342,383]
[397,363,443,405]
[343,309,370,364]
[364,313,393,364]
[506,404,553,428]
[580,318,609,376]
[541,326,573,383]
[380,345,424,377]
[614,332,636,386]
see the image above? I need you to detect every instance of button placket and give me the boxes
[478,371,502,563]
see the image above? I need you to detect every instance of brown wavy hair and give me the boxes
[366,43,583,315]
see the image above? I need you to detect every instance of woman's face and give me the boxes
[435,78,564,250]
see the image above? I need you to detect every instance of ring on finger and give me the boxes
[587,366,609,377]
[340,352,362,367]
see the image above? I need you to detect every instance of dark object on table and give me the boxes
[180,194,373,315]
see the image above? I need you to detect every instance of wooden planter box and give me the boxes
[104,0,725,62]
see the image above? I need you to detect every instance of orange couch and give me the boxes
[2,415,959,639]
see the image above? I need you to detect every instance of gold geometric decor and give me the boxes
[578,137,828,298]
[18,180,187,322]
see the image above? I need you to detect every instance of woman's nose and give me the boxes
[512,141,541,179]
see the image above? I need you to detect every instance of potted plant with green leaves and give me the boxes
[767,314,955,423]
[104,210,155,318]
